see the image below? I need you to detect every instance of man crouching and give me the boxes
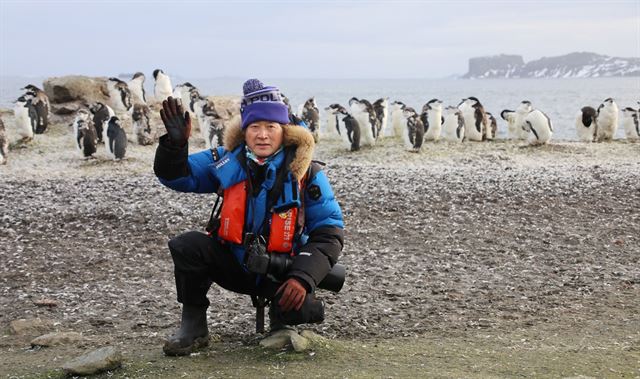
[153,78,344,356]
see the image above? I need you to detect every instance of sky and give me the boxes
[0,0,638,79]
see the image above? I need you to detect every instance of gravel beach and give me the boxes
[1,114,639,376]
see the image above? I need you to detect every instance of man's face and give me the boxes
[245,121,284,158]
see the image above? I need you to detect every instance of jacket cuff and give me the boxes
[153,134,190,180]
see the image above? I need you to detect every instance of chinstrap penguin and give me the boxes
[595,98,618,142]
[349,97,377,147]
[13,94,37,140]
[200,100,226,149]
[327,103,359,151]
[0,117,8,164]
[299,97,320,142]
[501,101,532,140]
[132,104,155,145]
[442,106,465,142]
[389,101,407,138]
[322,103,344,139]
[402,106,424,152]
[458,97,487,142]
[72,109,98,158]
[484,112,497,140]
[420,99,443,142]
[621,107,639,141]
[522,108,553,145]
[21,84,49,134]
[89,102,115,143]
[173,82,199,113]
[153,69,173,102]
[128,72,146,104]
[107,77,132,112]
[106,116,127,160]
[372,98,389,139]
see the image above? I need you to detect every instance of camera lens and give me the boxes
[268,254,292,277]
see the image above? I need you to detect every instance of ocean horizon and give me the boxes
[1,75,638,141]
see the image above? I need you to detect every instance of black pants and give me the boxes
[168,231,279,307]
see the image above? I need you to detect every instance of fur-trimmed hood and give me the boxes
[222,116,315,181]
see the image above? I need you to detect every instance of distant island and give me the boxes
[463,52,640,79]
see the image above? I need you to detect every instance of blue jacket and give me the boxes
[154,125,344,292]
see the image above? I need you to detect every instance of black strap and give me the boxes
[205,148,223,233]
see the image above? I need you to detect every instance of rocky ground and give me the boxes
[0,115,639,378]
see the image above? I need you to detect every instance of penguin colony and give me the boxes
[4,69,240,162]
[3,71,638,165]
[314,95,637,151]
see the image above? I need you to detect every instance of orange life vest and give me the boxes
[217,179,302,253]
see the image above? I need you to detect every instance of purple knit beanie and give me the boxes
[240,79,290,129]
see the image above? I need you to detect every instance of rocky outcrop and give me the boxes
[463,55,524,79]
[44,76,110,105]
[464,52,640,79]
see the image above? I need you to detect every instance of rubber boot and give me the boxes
[163,304,209,356]
[269,302,295,334]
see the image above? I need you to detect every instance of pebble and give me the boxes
[62,346,122,376]
[259,329,298,350]
[31,331,84,347]
[9,318,54,335]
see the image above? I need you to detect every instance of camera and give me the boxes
[244,233,345,293]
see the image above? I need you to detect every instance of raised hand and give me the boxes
[160,96,191,147]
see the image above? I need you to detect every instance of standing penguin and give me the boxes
[299,97,320,142]
[21,84,49,134]
[402,107,424,151]
[523,109,553,145]
[72,109,98,158]
[372,98,389,139]
[89,102,115,143]
[349,97,377,146]
[501,102,531,140]
[128,72,146,104]
[153,69,173,101]
[420,99,443,142]
[442,106,465,143]
[341,110,361,152]
[323,103,346,139]
[484,112,497,140]
[132,104,155,145]
[106,77,132,112]
[621,107,639,142]
[389,100,407,138]
[13,95,37,140]
[198,101,226,149]
[0,117,9,164]
[575,106,597,142]
[458,97,487,142]
[595,98,619,142]
[327,104,359,151]
[173,83,199,113]
[106,116,127,160]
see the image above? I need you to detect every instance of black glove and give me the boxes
[160,96,191,148]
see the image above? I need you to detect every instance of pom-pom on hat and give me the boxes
[240,79,290,129]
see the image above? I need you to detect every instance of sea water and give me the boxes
[1,76,638,140]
